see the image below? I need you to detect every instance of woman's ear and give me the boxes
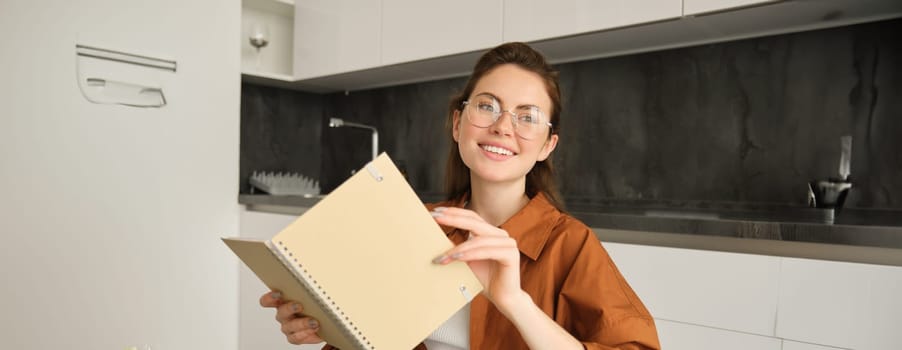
[452,110,461,142]
[537,134,558,161]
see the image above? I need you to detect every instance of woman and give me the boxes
[261,42,661,350]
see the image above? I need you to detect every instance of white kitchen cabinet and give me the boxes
[246,0,902,93]
[238,208,324,350]
[683,0,780,16]
[781,340,847,350]
[293,0,382,79]
[656,319,782,350]
[604,242,781,337]
[601,241,902,349]
[502,0,682,43]
[776,258,902,350]
[242,0,295,78]
[381,0,502,65]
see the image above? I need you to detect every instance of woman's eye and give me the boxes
[518,114,537,124]
[477,103,496,112]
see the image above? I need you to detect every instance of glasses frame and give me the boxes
[460,94,553,140]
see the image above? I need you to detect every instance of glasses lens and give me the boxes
[466,94,499,127]
[513,107,544,139]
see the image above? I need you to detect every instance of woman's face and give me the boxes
[452,64,559,186]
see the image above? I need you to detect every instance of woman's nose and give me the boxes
[489,111,515,136]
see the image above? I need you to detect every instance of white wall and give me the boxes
[0,1,241,349]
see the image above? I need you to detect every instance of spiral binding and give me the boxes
[268,240,373,350]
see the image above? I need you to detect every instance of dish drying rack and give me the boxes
[249,171,320,197]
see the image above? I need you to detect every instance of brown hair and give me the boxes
[444,42,565,211]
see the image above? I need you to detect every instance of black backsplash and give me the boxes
[240,19,902,209]
[320,78,466,195]
[239,83,324,194]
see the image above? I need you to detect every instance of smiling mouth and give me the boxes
[480,144,516,156]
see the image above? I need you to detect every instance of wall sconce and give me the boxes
[329,118,379,161]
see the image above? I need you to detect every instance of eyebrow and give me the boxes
[472,91,541,110]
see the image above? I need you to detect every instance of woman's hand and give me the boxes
[431,207,526,312]
[431,207,585,350]
[259,291,324,345]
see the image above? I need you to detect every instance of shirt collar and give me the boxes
[438,192,560,261]
[498,192,560,261]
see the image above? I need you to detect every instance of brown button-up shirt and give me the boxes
[325,193,660,350]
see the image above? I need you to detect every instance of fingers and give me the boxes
[432,207,508,237]
[454,235,517,253]
[282,317,323,345]
[434,235,517,265]
[446,244,520,264]
[281,316,321,337]
[286,327,324,345]
[275,301,306,323]
[262,290,322,345]
[433,206,482,219]
[260,290,283,308]
[431,207,519,265]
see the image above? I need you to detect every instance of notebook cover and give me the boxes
[222,237,358,349]
[229,153,482,349]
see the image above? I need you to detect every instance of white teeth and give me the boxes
[482,144,514,156]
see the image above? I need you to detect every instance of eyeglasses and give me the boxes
[461,93,552,140]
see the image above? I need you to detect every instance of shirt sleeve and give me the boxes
[556,228,661,350]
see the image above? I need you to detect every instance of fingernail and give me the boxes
[308,319,319,329]
[430,211,443,217]
[292,303,300,312]
[432,255,447,264]
[433,207,448,212]
[451,252,463,260]
[271,292,282,299]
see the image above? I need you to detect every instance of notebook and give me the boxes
[223,153,482,350]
